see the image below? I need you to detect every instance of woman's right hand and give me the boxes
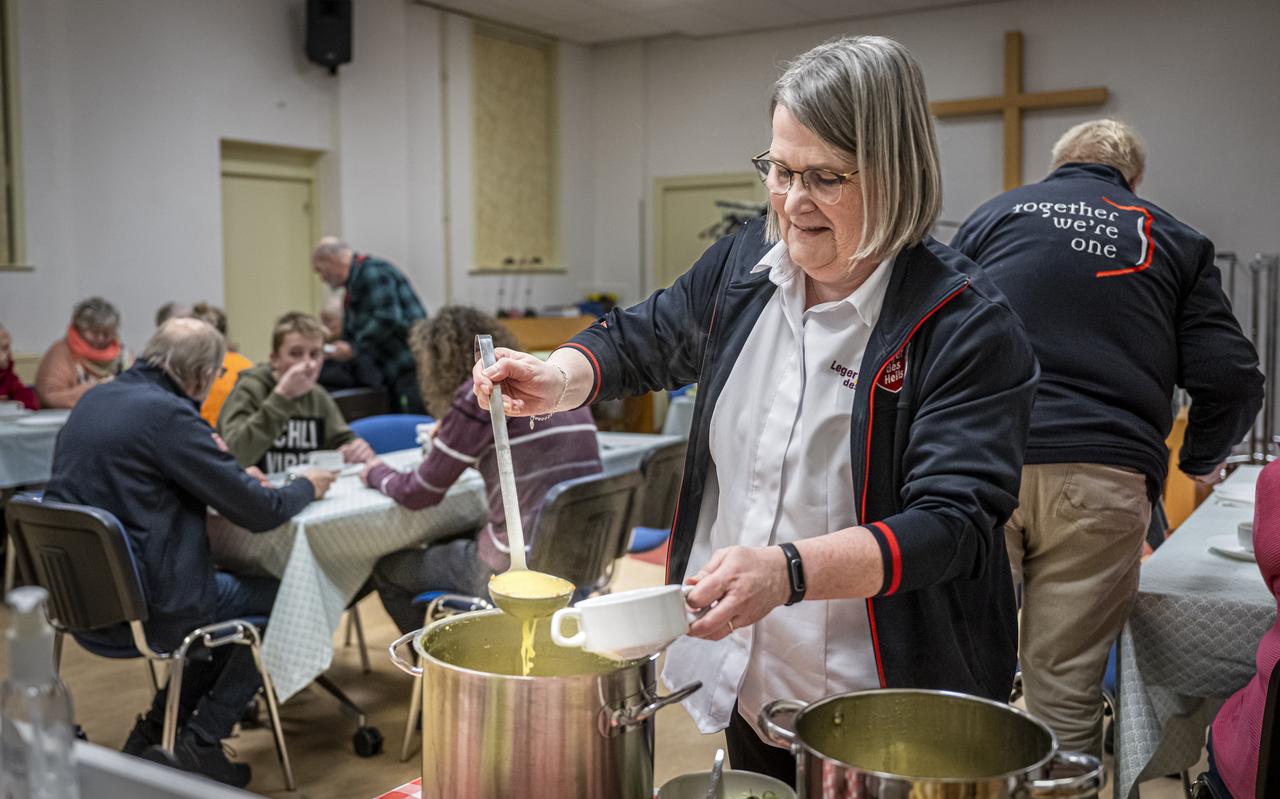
[472,348,564,417]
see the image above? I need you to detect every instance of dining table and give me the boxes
[1114,464,1271,798]
[207,431,684,702]
[0,409,70,489]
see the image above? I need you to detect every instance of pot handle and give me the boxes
[603,681,702,735]
[759,699,805,750]
[1023,750,1105,798]
[388,630,423,677]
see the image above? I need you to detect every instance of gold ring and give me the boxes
[727,620,735,633]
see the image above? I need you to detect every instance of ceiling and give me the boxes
[414,0,1001,45]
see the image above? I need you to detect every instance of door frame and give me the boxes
[650,172,762,293]
[219,140,327,314]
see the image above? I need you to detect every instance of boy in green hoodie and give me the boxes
[218,312,374,472]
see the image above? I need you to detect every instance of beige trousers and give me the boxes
[1005,463,1151,757]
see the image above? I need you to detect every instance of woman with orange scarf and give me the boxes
[35,297,133,408]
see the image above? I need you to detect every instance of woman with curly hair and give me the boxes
[363,306,602,633]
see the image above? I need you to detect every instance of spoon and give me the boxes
[704,748,725,799]
[476,334,574,620]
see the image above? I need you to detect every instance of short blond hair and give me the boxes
[768,35,942,264]
[1051,119,1145,184]
[270,312,328,353]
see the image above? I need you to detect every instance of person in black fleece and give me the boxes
[44,318,335,786]
[952,118,1263,756]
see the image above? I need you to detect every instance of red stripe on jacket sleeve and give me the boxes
[871,520,902,596]
[558,342,602,405]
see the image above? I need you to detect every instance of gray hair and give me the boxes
[71,297,121,334]
[768,35,942,263]
[1051,119,1145,185]
[312,236,350,263]
[141,318,226,398]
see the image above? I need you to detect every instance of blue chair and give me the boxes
[349,414,434,454]
[4,496,296,790]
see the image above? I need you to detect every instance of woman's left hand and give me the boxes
[684,545,791,641]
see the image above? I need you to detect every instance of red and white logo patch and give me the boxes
[877,350,908,393]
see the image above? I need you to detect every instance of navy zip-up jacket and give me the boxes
[566,219,1038,701]
[44,363,314,647]
[953,163,1263,497]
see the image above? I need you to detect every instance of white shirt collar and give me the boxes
[752,240,896,328]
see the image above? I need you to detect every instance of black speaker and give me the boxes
[306,0,352,75]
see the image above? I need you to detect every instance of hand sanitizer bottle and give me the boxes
[0,587,80,799]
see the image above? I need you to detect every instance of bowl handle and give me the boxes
[759,699,805,750]
[388,630,424,676]
[1024,750,1105,798]
[550,607,587,648]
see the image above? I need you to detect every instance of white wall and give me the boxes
[590,0,1280,305]
[1,0,598,358]
[5,0,1277,359]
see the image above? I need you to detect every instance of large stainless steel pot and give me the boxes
[390,609,700,799]
[760,689,1104,798]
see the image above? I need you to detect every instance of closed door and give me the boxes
[221,173,316,363]
[653,174,763,290]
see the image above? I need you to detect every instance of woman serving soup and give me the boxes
[475,35,1038,785]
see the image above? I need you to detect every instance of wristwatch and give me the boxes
[778,542,806,606]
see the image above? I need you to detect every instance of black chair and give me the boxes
[626,439,687,555]
[397,469,644,759]
[330,387,388,422]
[530,469,645,593]
[4,496,295,791]
[1192,658,1280,798]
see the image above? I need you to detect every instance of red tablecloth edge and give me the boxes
[373,777,421,799]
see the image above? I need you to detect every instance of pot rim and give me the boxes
[410,608,657,682]
[787,688,1061,785]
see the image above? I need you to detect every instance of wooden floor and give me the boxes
[0,555,1195,798]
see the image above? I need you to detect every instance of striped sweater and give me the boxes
[364,378,602,571]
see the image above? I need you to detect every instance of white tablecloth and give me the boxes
[1114,465,1272,798]
[208,432,682,701]
[0,411,69,489]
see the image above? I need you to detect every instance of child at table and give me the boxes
[1208,460,1280,798]
[218,311,374,472]
[362,307,601,634]
[0,323,39,410]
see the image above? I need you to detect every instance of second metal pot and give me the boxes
[761,689,1104,798]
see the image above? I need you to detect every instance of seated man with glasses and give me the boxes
[218,311,374,473]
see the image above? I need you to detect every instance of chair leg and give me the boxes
[344,612,355,647]
[162,656,186,753]
[3,539,15,593]
[145,660,162,693]
[350,605,371,675]
[1181,771,1193,799]
[400,669,422,762]
[248,636,296,792]
[52,630,64,674]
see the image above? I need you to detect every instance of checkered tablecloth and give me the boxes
[374,778,422,799]
[1114,465,1273,798]
[208,433,681,702]
[0,412,69,489]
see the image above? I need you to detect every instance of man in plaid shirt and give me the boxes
[313,236,427,412]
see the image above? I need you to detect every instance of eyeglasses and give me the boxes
[751,149,858,205]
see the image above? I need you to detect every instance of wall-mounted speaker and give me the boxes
[306,0,352,75]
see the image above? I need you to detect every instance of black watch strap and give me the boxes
[778,542,806,606]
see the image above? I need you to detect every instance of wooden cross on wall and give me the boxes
[930,31,1109,191]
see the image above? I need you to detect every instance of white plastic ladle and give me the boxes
[475,334,573,619]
